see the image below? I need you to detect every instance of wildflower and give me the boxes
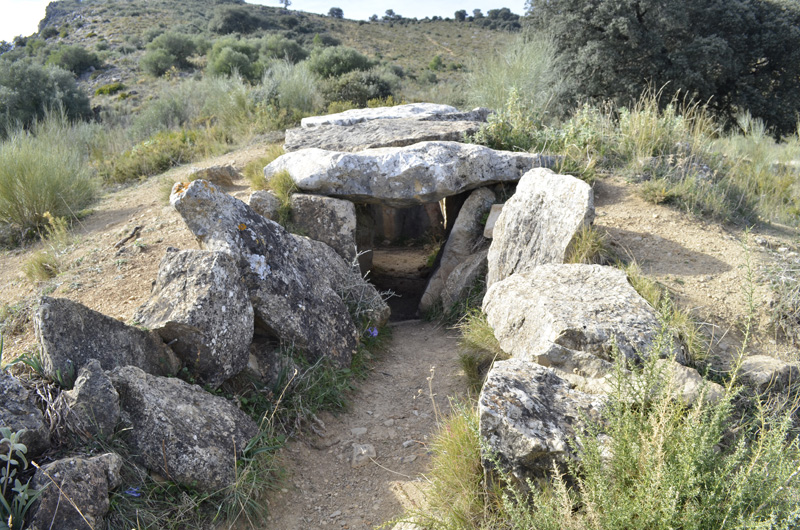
[124,487,141,497]
[366,326,378,338]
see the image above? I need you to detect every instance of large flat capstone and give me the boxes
[264,141,556,208]
[285,118,483,152]
[300,103,459,128]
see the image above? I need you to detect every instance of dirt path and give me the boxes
[264,320,466,530]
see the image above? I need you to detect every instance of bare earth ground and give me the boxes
[1,144,798,529]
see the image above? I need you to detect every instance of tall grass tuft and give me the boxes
[243,144,285,190]
[0,116,98,233]
[465,30,562,117]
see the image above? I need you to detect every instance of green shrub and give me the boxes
[94,81,124,95]
[0,59,91,137]
[104,127,230,183]
[45,44,101,75]
[146,32,197,69]
[207,37,261,81]
[139,48,177,76]
[320,67,398,107]
[305,46,373,78]
[0,117,97,232]
[208,5,264,34]
[261,34,307,63]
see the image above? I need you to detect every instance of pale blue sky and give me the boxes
[2,1,525,42]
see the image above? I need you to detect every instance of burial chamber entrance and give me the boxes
[357,192,470,321]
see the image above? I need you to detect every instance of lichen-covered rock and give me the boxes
[486,169,594,287]
[482,203,504,239]
[187,164,240,187]
[30,452,122,530]
[480,359,604,484]
[171,180,385,367]
[134,249,253,388]
[248,190,281,220]
[285,118,483,152]
[483,264,665,373]
[64,359,119,438]
[442,249,488,308]
[290,193,358,264]
[739,355,799,394]
[420,187,494,312]
[655,359,724,406]
[34,296,180,381]
[300,103,459,128]
[0,372,50,457]
[264,141,555,208]
[109,365,258,492]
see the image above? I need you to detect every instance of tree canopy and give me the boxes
[527,0,800,136]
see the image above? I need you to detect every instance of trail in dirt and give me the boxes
[265,321,466,530]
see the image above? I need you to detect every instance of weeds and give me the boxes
[0,427,41,530]
[265,169,296,226]
[565,225,616,265]
[455,309,508,392]
[243,144,284,190]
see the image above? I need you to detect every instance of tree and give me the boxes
[383,9,401,21]
[0,59,91,137]
[472,9,483,19]
[278,0,291,10]
[527,0,800,136]
[328,7,344,18]
[369,14,378,22]
[454,10,467,22]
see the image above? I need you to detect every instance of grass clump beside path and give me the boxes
[403,350,800,530]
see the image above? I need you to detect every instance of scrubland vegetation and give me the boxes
[2,0,800,527]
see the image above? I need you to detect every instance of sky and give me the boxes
[2,0,526,43]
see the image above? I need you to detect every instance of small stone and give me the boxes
[350,427,368,436]
[402,440,415,448]
[330,510,342,518]
[351,443,376,468]
[383,419,395,427]
[400,455,417,464]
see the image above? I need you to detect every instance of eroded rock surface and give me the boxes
[483,264,664,374]
[110,365,258,492]
[290,193,358,264]
[248,189,281,221]
[64,359,120,438]
[300,103,459,128]
[0,372,50,457]
[34,296,180,381]
[285,118,482,152]
[264,141,555,208]
[31,452,122,530]
[419,187,494,311]
[187,164,240,187]
[480,359,604,484]
[487,168,594,287]
[442,249,488,308]
[739,355,799,394]
[134,249,253,388]
[171,180,386,366]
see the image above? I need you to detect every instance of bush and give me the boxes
[207,37,261,81]
[45,44,101,75]
[320,67,398,107]
[0,116,97,232]
[261,34,307,63]
[208,5,263,34]
[465,29,562,116]
[139,48,177,76]
[305,46,373,78]
[0,59,91,138]
[146,32,197,69]
[257,60,321,113]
